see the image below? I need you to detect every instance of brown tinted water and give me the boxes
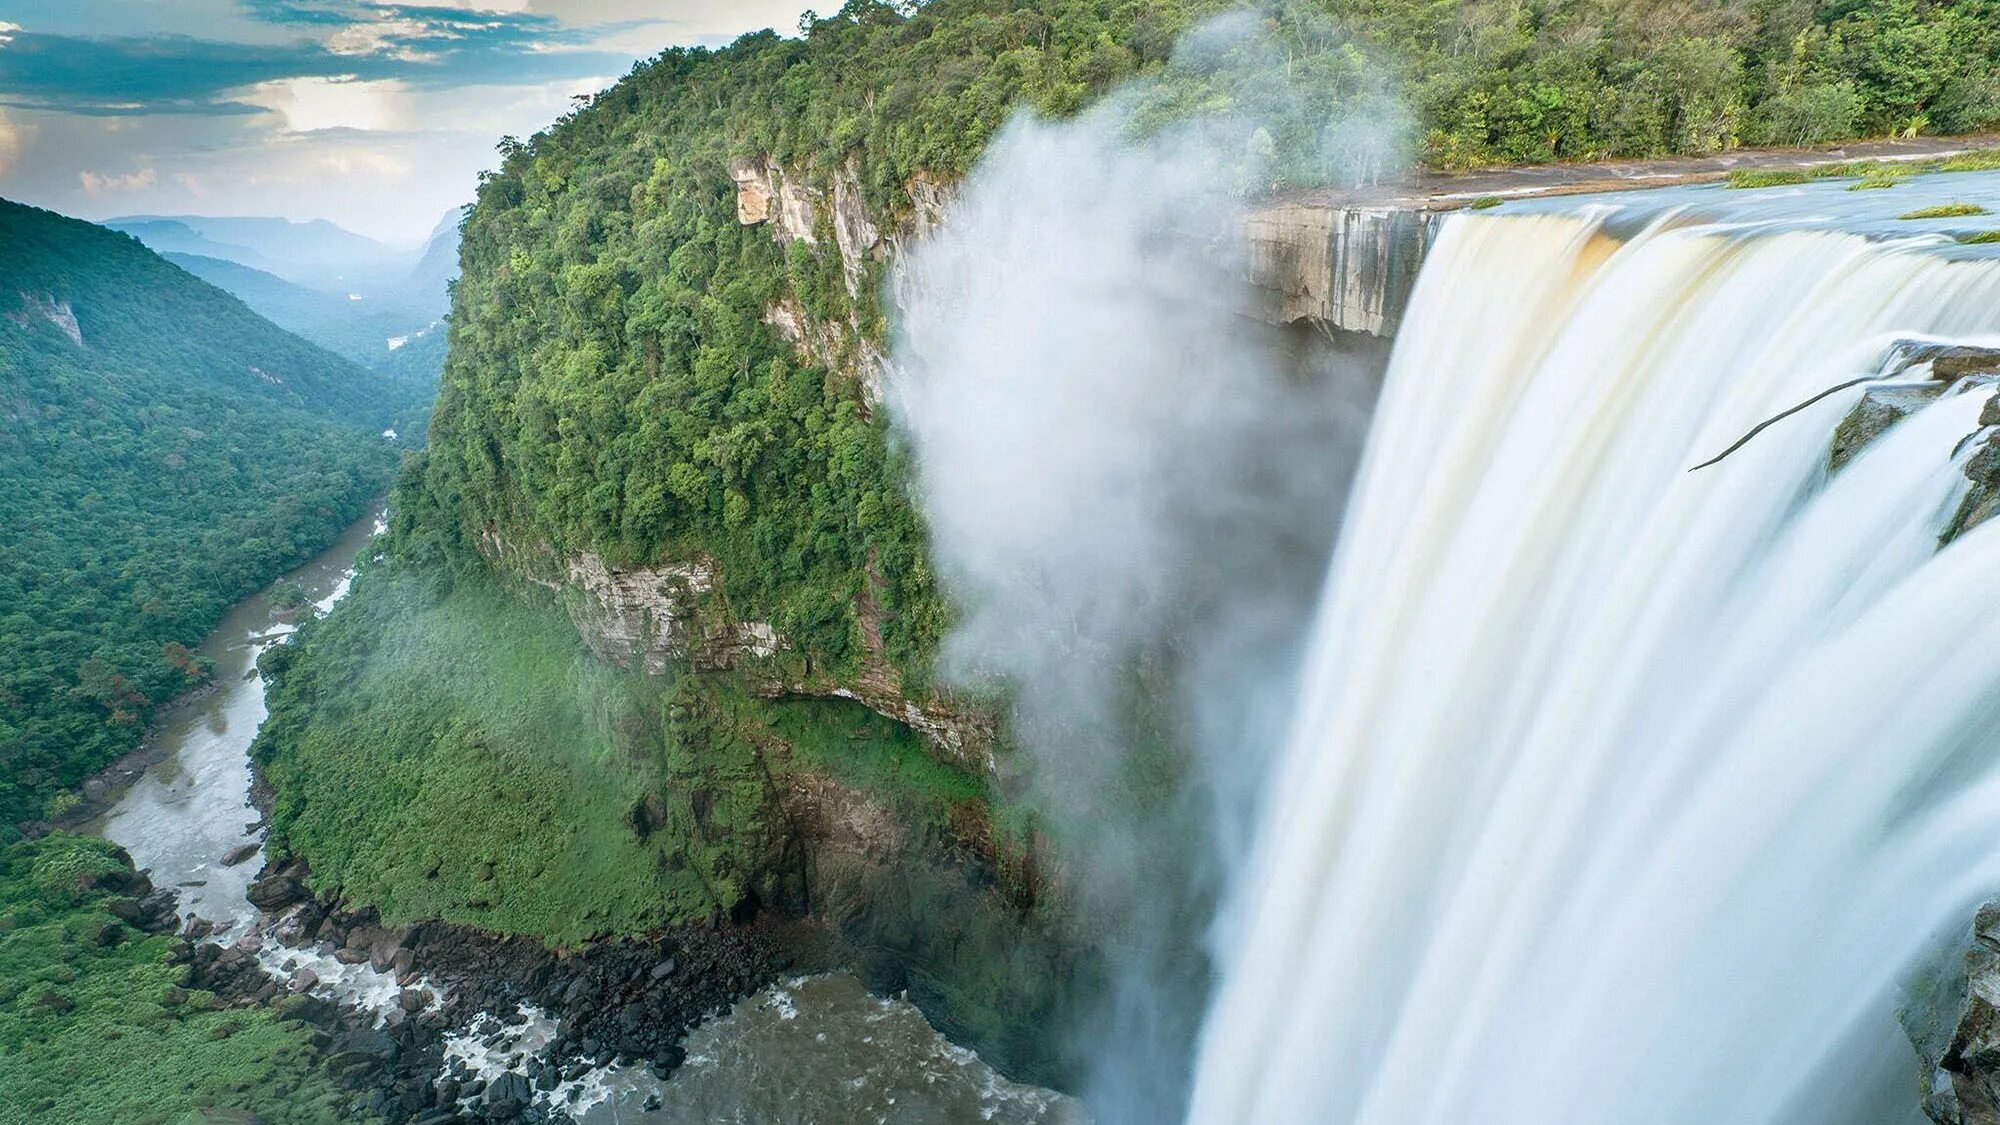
[93,505,387,932]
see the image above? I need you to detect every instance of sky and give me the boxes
[0,1,816,243]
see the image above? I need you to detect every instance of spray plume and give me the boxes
[886,12,1407,1119]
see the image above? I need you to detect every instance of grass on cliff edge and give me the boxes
[0,835,358,1125]
[255,567,743,944]
[255,564,1006,947]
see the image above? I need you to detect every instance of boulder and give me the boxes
[220,842,261,867]
[484,1070,532,1113]
[246,874,306,910]
[1829,383,1945,473]
[327,1027,400,1071]
[1934,348,2000,382]
[1909,902,2000,1124]
[1885,341,2000,383]
[137,888,179,927]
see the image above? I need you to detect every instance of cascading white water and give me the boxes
[1190,208,2000,1124]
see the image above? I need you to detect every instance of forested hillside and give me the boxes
[408,0,2000,694]
[247,0,2000,1084]
[0,200,418,826]
[0,834,355,1122]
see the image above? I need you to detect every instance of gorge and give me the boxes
[19,3,2000,1123]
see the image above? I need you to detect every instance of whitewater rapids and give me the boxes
[1191,207,2000,1123]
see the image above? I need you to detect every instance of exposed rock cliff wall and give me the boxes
[8,291,84,346]
[478,526,995,774]
[1244,204,1440,337]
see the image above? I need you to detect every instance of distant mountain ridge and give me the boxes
[102,218,278,273]
[118,208,462,378]
[162,251,419,370]
[385,206,464,322]
[107,213,398,288]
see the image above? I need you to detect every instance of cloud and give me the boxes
[0,2,812,240]
[238,76,410,133]
[0,32,301,116]
[79,166,157,194]
[0,6,630,118]
[0,107,22,174]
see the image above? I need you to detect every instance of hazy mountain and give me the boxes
[385,206,464,322]
[102,219,278,273]
[162,251,415,369]
[150,205,461,378]
[108,213,400,289]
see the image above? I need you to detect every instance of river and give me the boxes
[91,507,1074,1124]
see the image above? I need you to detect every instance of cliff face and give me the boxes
[511,158,1428,779]
[424,101,1429,1082]
[461,154,992,773]
[1244,203,1440,337]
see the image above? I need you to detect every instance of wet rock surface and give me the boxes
[1944,387,2000,542]
[1911,903,2000,1124]
[1826,343,2000,543]
[1829,383,1947,473]
[155,847,811,1124]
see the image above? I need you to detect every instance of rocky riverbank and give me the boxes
[173,851,817,1123]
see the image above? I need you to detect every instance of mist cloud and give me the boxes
[887,12,1407,1119]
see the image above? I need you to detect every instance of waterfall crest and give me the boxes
[1191,211,2000,1124]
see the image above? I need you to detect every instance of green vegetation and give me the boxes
[0,200,422,826]
[1359,0,2000,165]
[1941,150,2000,173]
[413,0,2000,705]
[1903,202,1993,218]
[1727,168,1813,188]
[254,560,1000,945]
[256,567,741,942]
[1727,151,2000,189]
[1956,230,2000,243]
[0,835,357,1124]
[765,693,986,809]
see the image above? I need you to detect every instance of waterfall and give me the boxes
[1190,210,2000,1124]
